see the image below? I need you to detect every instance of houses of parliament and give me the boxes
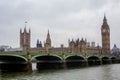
[20,15,110,54]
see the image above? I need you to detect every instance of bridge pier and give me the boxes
[85,60,88,66]
[25,52,32,72]
[1,52,120,72]
[100,59,103,65]
[116,58,120,63]
[111,58,118,64]
[61,61,67,69]
[109,60,112,64]
[61,53,67,69]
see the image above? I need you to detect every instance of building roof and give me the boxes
[49,47,68,51]
[5,48,22,52]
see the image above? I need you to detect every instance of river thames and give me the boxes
[0,63,120,80]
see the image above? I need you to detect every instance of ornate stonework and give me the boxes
[20,16,110,54]
[20,27,30,52]
[101,15,110,54]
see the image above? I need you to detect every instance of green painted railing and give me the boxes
[0,52,115,62]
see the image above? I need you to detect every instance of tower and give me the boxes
[101,14,110,54]
[20,23,30,52]
[36,39,42,48]
[68,38,87,53]
[69,39,75,53]
[44,30,51,51]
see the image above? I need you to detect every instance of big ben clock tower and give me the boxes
[101,15,110,54]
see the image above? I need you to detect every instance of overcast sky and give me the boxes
[0,0,120,49]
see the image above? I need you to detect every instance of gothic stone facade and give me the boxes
[20,15,110,54]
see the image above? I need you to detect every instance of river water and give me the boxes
[0,63,120,80]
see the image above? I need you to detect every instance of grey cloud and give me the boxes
[0,0,120,48]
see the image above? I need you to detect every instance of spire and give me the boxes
[103,13,108,26]
[68,39,70,43]
[24,21,27,33]
[29,28,31,34]
[72,38,74,42]
[37,39,39,44]
[39,41,42,48]
[45,29,51,47]
[47,29,50,38]
[77,38,79,42]
[85,38,87,42]
[81,38,83,41]
[114,44,117,48]
[40,41,42,44]
[25,21,27,27]
[104,15,106,21]
[71,39,74,44]
[24,27,27,33]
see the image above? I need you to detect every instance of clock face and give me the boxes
[103,29,106,32]
[102,29,110,33]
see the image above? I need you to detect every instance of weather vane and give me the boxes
[25,21,27,27]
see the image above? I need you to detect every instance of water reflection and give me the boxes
[0,64,120,80]
[32,63,37,71]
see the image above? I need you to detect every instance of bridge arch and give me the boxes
[110,56,117,63]
[32,54,63,69]
[65,54,85,60]
[0,54,28,72]
[31,54,63,61]
[65,55,86,68]
[87,56,101,65]
[101,56,110,64]
[65,55,85,61]
[0,54,27,62]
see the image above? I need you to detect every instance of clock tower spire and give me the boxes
[101,14,110,54]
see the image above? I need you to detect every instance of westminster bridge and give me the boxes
[0,52,119,72]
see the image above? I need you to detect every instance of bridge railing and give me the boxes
[0,52,114,60]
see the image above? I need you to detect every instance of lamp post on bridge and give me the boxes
[98,48,103,65]
[26,51,32,72]
[61,44,67,69]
